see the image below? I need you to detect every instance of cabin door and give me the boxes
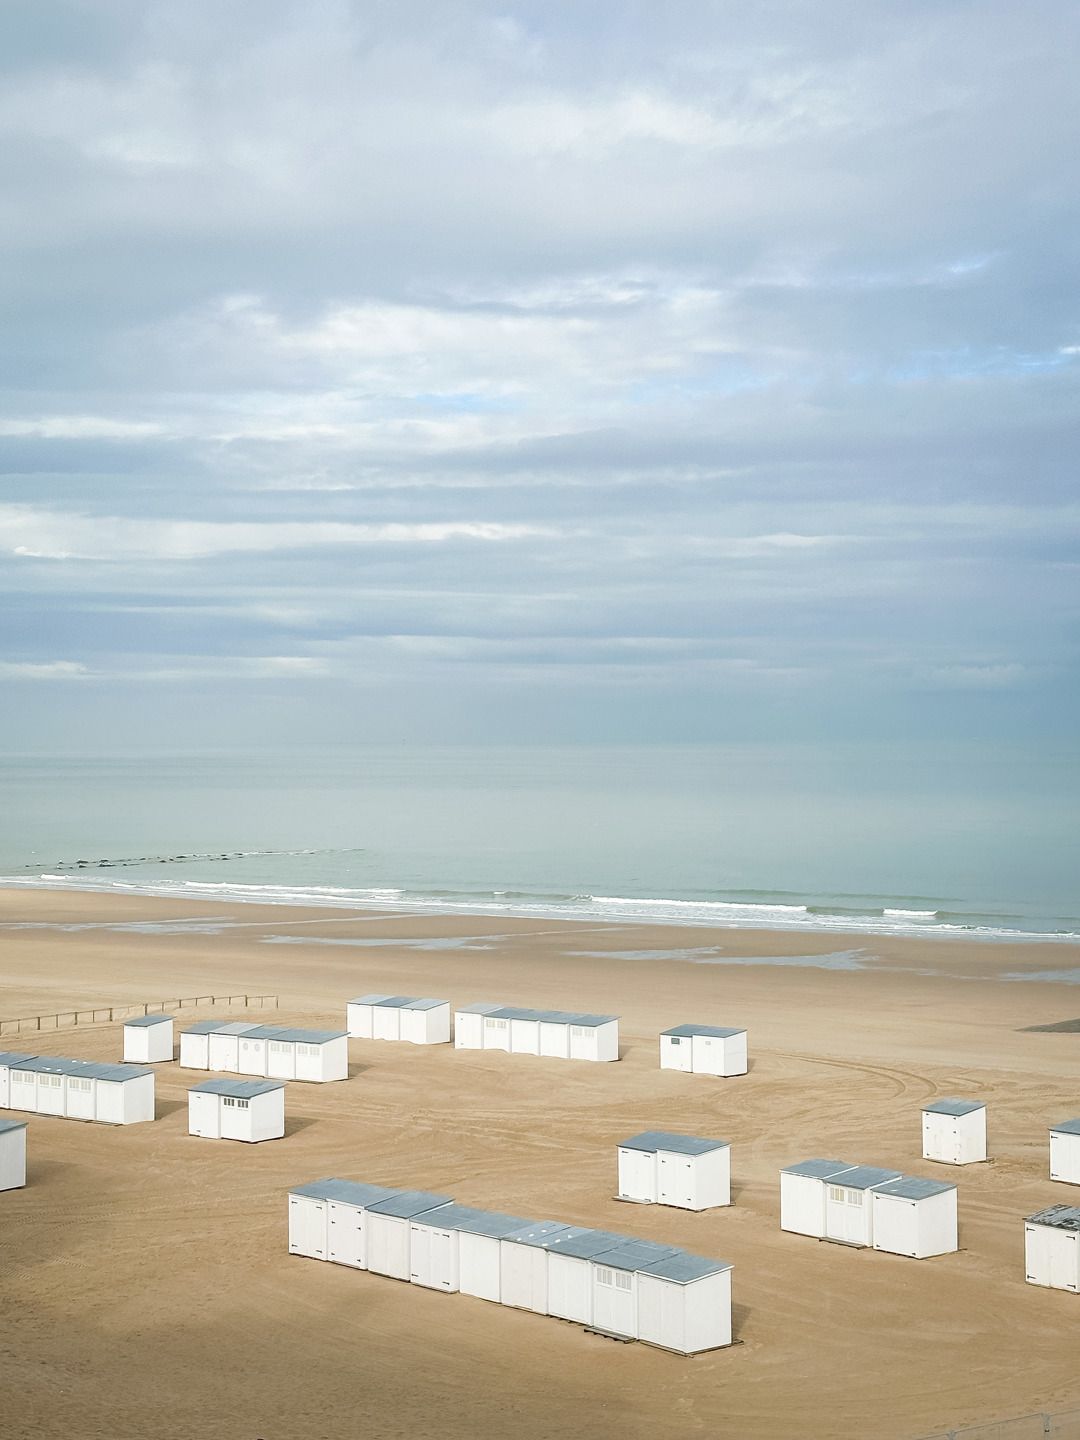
[1051,1233,1079,1292]
[657,1153,694,1209]
[189,1090,221,1138]
[825,1185,866,1244]
[328,1202,365,1268]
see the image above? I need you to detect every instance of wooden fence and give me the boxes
[0,993,278,1039]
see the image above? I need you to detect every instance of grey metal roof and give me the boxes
[365,1190,453,1219]
[124,1013,173,1028]
[181,1020,231,1035]
[662,1023,745,1039]
[875,1176,956,1201]
[242,1026,347,1044]
[210,1022,262,1037]
[502,1219,572,1248]
[781,1159,855,1180]
[619,1130,729,1156]
[0,1051,38,1067]
[1050,1118,1080,1137]
[12,1056,153,1082]
[0,1118,29,1135]
[403,998,447,1011]
[447,1209,531,1238]
[595,1239,683,1273]
[348,994,395,1006]
[1027,1204,1080,1232]
[828,1165,903,1191]
[544,1228,629,1261]
[289,1178,403,1208]
[348,994,445,1011]
[190,1078,285,1099]
[923,1098,984,1117]
[639,1252,732,1284]
[409,1203,493,1231]
[454,1004,618,1026]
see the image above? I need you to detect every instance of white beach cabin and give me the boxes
[870,1176,958,1258]
[453,1004,619,1062]
[4,1056,154,1125]
[237,1026,349,1082]
[178,1020,223,1070]
[364,1190,453,1281]
[590,1239,682,1340]
[660,1024,747,1077]
[499,1220,572,1314]
[347,995,451,1045]
[0,1051,38,1109]
[779,1160,857,1237]
[1025,1206,1080,1293]
[408,1203,493,1293]
[288,1178,403,1265]
[821,1165,902,1247]
[922,1098,987,1165]
[0,1117,28,1191]
[1050,1119,1080,1185]
[636,1252,733,1355]
[453,1003,505,1050]
[453,1209,531,1303]
[207,1022,261,1072]
[123,1013,174,1063]
[545,1228,627,1326]
[188,1078,285,1143]
[617,1131,731,1210]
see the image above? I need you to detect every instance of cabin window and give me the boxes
[596,1267,614,1287]
[670,1036,682,1045]
[828,1186,863,1206]
[42,1074,62,1087]
[68,1077,92,1093]
[485,1018,508,1031]
[571,1026,589,1038]
[223,1097,250,1109]
[270,1041,288,1053]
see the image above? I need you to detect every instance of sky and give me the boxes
[1,0,1078,750]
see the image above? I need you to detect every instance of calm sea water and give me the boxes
[0,745,1077,942]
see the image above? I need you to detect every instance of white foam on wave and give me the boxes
[0,873,1076,943]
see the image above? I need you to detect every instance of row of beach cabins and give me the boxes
[2,997,1080,1324]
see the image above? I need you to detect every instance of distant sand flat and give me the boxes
[2,886,1080,1440]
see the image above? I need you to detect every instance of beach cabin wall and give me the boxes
[1050,1121,1080,1185]
[452,1005,619,1062]
[499,1221,571,1314]
[779,1160,857,1237]
[617,1131,731,1211]
[188,1079,285,1143]
[454,1211,531,1302]
[3,1056,154,1125]
[178,1021,222,1069]
[364,1191,453,1281]
[545,1229,627,1326]
[1025,1206,1080,1293]
[590,1240,682,1339]
[453,1003,503,1050]
[660,1025,748,1077]
[922,1099,987,1165]
[408,1204,495,1292]
[288,1179,404,1266]
[347,995,452,1045]
[0,1118,28,1191]
[636,1255,733,1356]
[207,1023,260,1072]
[0,1052,38,1109]
[870,1178,958,1258]
[123,1014,174,1063]
[821,1166,902,1247]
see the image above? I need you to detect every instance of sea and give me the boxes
[0,744,1077,943]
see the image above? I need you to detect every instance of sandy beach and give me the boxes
[2,887,1079,1440]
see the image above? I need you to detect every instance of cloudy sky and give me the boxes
[2,1,1077,749]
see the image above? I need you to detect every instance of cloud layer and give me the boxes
[1,2,1077,746]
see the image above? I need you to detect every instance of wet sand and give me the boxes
[2,887,1080,1440]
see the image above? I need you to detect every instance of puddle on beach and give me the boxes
[1001,969,1080,985]
[567,947,873,970]
[0,918,242,935]
[261,934,502,952]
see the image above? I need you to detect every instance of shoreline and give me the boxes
[2,885,1080,1439]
